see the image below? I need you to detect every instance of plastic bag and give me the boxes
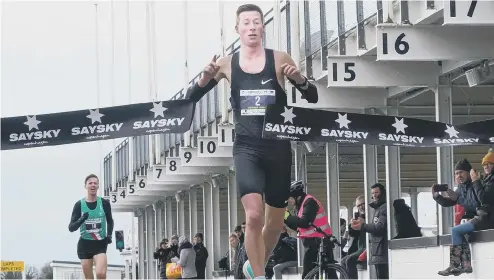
[166,263,182,279]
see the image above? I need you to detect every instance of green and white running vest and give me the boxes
[79,197,107,240]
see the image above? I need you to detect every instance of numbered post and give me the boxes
[327,56,440,87]
[117,186,127,200]
[134,175,147,194]
[197,136,232,158]
[180,146,233,167]
[127,181,136,196]
[376,24,494,61]
[444,0,494,26]
[110,191,119,204]
[165,157,182,175]
[217,124,235,147]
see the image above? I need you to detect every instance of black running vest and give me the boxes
[230,49,288,138]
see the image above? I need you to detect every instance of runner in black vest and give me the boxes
[186,4,318,279]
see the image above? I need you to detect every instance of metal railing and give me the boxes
[103,0,389,194]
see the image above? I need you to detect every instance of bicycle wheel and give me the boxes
[304,263,350,280]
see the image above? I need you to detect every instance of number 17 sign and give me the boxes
[444,0,494,26]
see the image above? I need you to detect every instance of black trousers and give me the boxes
[302,246,338,279]
[375,263,389,279]
[195,266,206,280]
[340,248,365,279]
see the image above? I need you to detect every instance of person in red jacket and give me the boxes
[455,205,465,226]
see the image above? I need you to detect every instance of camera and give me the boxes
[434,184,449,192]
[354,212,360,220]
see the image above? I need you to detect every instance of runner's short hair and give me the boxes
[85,174,99,184]
[236,4,264,24]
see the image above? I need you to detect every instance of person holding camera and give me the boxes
[341,196,367,279]
[154,239,169,279]
[433,159,484,276]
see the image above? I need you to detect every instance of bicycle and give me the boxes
[303,224,350,279]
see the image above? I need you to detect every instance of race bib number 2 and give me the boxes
[240,89,276,116]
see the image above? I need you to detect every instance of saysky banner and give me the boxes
[262,105,494,147]
[1,99,195,151]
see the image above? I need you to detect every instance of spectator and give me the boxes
[234,225,245,244]
[171,236,197,279]
[437,153,494,276]
[154,240,169,279]
[341,196,367,279]
[269,226,298,279]
[284,181,337,279]
[392,199,422,239]
[340,218,348,257]
[433,159,483,276]
[219,233,243,277]
[455,205,465,226]
[193,233,208,279]
[351,183,388,279]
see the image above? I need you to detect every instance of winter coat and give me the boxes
[433,180,482,218]
[361,199,388,265]
[392,199,422,239]
[175,241,197,279]
[471,171,494,230]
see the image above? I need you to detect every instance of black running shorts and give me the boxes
[77,238,108,260]
[233,135,292,208]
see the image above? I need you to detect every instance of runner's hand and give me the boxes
[107,236,113,244]
[81,212,89,221]
[281,63,305,84]
[199,55,220,86]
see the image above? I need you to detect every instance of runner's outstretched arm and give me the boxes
[68,201,86,232]
[102,198,114,239]
[281,53,318,104]
[185,55,226,103]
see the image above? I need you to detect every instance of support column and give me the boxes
[227,171,238,236]
[137,208,145,280]
[189,187,198,240]
[154,201,163,242]
[212,177,222,270]
[363,144,378,278]
[385,106,402,242]
[292,142,305,267]
[146,206,156,279]
[176,191,185,236]
[203,183,214,278]
[434,77,454,235]
[153,201,163,278]
[410,190,419,221]
[131,212,137,280]
[125,260,130,280]
[325,143,341,260]
[166,197,173,238]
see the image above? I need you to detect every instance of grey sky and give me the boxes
[0,0,272,268]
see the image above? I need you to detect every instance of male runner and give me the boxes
[185,4,318,278]
[68,174,114,279]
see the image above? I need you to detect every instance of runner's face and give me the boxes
[236,11,263,47]
[86,177,99,195]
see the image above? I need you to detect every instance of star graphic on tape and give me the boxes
[392,117,408,134]
[335,113,351,129]
[445,125,459,138]
[24,115,41,131]
[150,101,168,118]
[280,107,296,124]
[86,109,105,124]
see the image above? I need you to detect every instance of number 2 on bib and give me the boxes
[240,89,276,116]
